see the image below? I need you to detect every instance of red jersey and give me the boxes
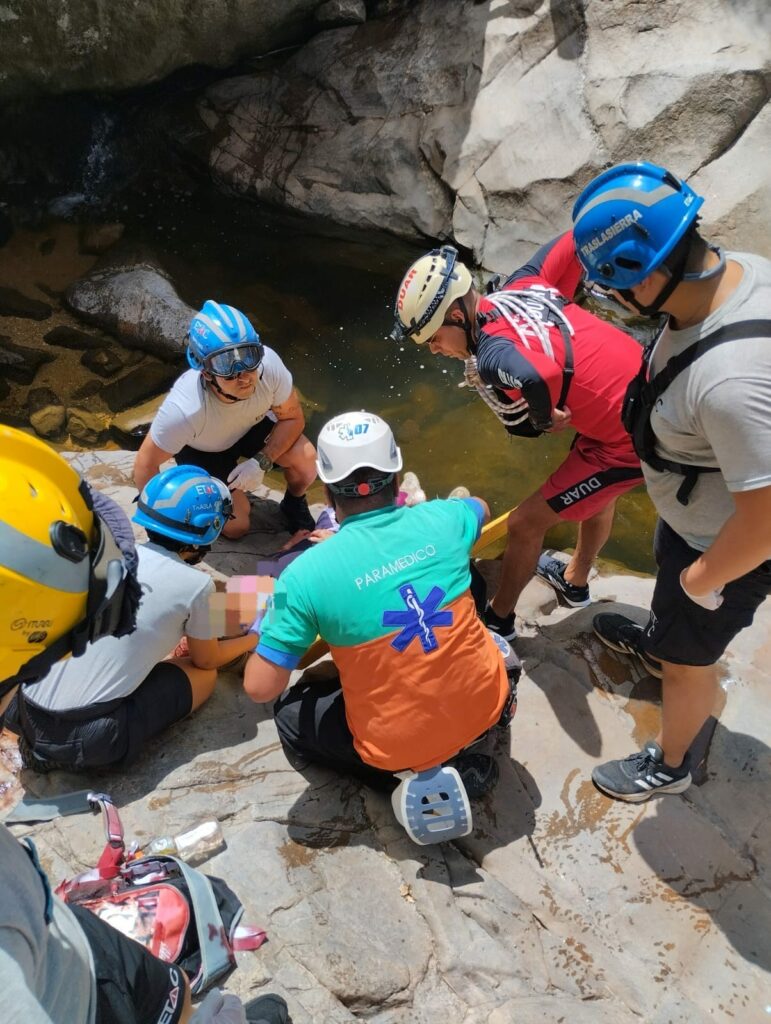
[475,231,643,445]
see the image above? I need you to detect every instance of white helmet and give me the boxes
[316,411,403,485]
[391,245,473,344]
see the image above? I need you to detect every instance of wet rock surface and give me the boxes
[0,335,55,383]
[2,449,768,1024]
[65,249,194,361]
[0,285,53,320]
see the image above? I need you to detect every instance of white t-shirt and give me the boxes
[28,543,217,712]
[644,251,771,550]
[150,347,293,454]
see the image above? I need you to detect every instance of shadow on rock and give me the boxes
[15,676,264,808]
[633,725,771,975]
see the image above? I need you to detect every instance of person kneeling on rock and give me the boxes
[5,465,261,774]
[242,411,517,838]
[134,301,318,539]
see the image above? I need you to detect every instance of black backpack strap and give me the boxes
[642,318,771,409]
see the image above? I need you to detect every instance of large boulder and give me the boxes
[0,1,328,98]
[199,0,770,272]
[65,247,193,361]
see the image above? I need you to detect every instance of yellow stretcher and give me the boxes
[296,506,511,669]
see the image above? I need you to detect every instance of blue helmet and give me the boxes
[133,465,232,546]
[187,301,264,378]
[572,162,704,289]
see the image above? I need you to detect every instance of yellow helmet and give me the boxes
[0,427,95,686]
[391,245,473,344]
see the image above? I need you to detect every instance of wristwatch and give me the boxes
[255,451,273,472]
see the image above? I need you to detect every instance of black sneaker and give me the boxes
[483,602,517,641]
[451,752,499,800]
[279,492,315,532]
[535,554,591,607]
[592,612,663,679]
[244,994,291,1024]
[592,742,691,802]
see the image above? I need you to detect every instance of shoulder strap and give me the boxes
[168,856,234,994]
[643,318,771,406]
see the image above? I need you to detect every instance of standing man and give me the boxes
[572,161,771,801]
[243,411,513,800]
[134,301,317,538]
[391,234,644,640]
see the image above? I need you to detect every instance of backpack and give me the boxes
[53,793,266,994]
[621,318,771,505]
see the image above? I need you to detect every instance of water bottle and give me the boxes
[144,820,225,865]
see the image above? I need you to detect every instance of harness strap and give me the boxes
[169,856,234,993]
[631,318,771,504]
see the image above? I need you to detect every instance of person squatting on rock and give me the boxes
[391,230,644,641]
[0,427,289,1024]
[571,161,771,802]
[5,463,261,774]
[134,300,317,539]
[242,411,514,798]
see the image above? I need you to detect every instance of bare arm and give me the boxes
[186,631,259,671]
[682,485,771,596]
[262,389,305,463]
[134,434,173,491]
[243,653,292,703]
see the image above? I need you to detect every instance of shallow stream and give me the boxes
[0,184,657,573]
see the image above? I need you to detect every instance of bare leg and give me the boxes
[564,499,617,588]
[222,488,251,538]
[167,656,218,712]
[275,434,317,496]
[490,491,562,618]
[656,661,718,767]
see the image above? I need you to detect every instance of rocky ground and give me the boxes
[2,449,769,1023]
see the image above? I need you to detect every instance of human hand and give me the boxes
[227,459,265,492]
[190,988,247,1024]
[309,528,335,543]
[546,407,572,432]
[680,567,724,611]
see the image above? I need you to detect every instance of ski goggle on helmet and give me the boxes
[391,245,473,344]
[187,300,265,378]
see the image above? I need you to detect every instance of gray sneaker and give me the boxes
[592,742,691,802]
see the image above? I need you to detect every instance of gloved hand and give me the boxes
[191,988,247,1024]
[680,569,724,611]
[227,459,265,492]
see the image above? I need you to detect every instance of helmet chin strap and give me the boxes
[620,238,725,318]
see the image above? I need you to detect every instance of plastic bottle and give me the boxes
[144,820,225,865]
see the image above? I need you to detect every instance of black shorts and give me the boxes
[14,661,192,770]
[177,418,275,482]
[641,518,771,667]
[69,903,186,1024]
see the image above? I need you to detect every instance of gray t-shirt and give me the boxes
[150,347,293,455]
[0,825,96,1024]
[643,251,771,550]
[29,543,217,712]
